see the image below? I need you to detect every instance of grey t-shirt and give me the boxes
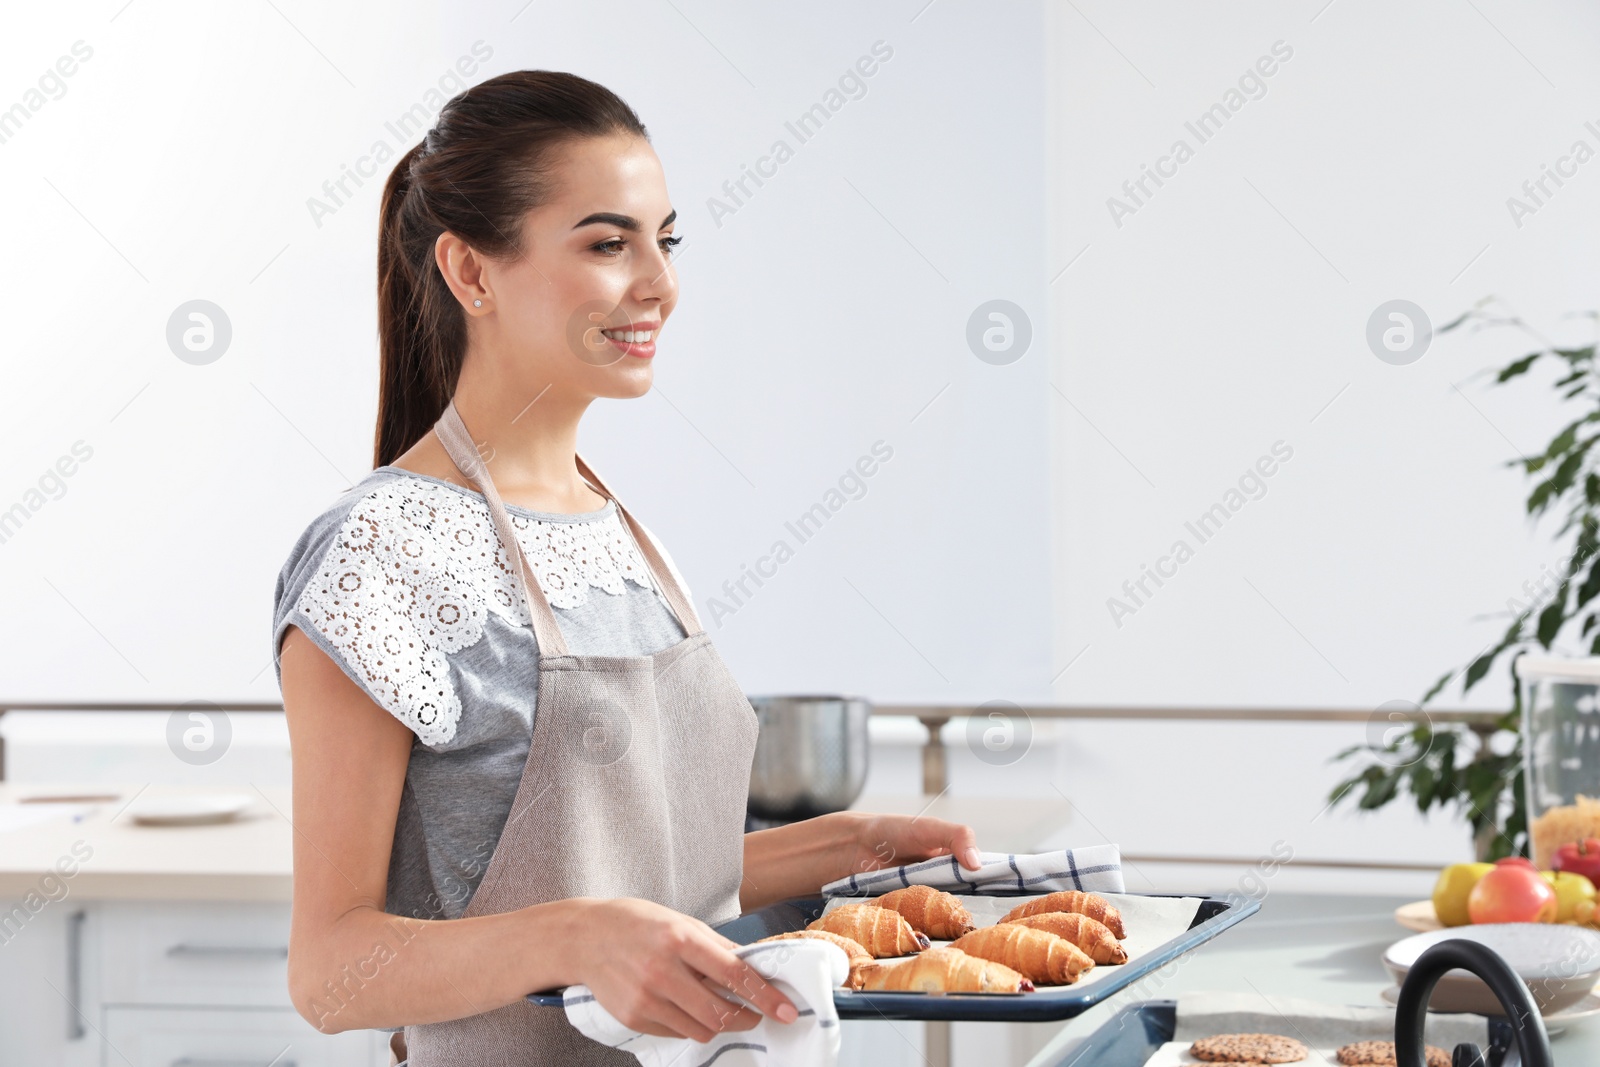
[271,465,690,922]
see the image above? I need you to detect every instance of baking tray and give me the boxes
[527,891,1259,1023]
[1043,999,1519,1067]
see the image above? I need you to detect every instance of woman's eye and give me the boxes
[660,234,682,256]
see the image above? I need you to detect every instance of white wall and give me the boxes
[1033,0,1600,878]
[1047,0,1600,712]
[0,0,1050,707]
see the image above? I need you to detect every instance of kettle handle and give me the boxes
[1393,938,1552,1067]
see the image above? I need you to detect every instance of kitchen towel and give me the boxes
[820,844,1124,898]
[563,938,848,1067]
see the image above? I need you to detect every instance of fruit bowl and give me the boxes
[1383,925,1600,1015]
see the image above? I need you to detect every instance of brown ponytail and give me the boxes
[373,71,649,469]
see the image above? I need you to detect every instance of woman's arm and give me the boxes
[740,810,981,912]
[279,626,795,1040]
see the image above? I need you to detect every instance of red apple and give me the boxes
[1468,857,1559,923]
[1554,838,1600,884]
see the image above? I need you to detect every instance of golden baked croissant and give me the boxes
[1004,912,1128,964]
[947,923,1094,985]
[754,930,873,990]
[871,885,976,940]
[999,891,1125,938]
[807,903,930,957]
[857,947,1033,993]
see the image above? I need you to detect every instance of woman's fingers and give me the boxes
[642,993,717,1043]
[904,816,981,869]
[946,821,981,869]
[695,975,762,1031]
[667,957,765,1039]
[683,936,798,1025]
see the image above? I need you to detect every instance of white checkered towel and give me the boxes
[564,938,847,1067]
[820,845,1124,898]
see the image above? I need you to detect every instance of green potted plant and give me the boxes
[1329,299,1600,861]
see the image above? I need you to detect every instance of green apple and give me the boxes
[1542,869,1597,923]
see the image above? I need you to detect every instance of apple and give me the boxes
[1554,838,1600,884]
[1468,857,1559,924]
[1432,862,1495,926]
[1542,869,1597,923]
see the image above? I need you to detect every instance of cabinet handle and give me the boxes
[165,943,289,959]
[66,909,86,1040]
[171,1060,298,1067]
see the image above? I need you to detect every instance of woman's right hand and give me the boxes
[563,898,799,1042]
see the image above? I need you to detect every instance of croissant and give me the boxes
[999,891,1125,938]
[858,947,1034,993]
[754,930,873,990]
[807,903,930,957]
[871,885,976,940]
[1004,913,1128,964]
[947,923,1094,985]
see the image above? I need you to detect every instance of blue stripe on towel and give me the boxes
[696,1042,768,1067]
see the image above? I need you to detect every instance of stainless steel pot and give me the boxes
[746,694,871,821]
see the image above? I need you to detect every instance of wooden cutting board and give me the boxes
[1394,899,1444,932]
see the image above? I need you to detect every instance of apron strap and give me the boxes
[430,399,705,656]
[573,453,704,637]
[432,400,570,657]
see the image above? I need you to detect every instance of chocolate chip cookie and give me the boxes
[1189,1033,1308,1063]
[1336,1040,1449,1067]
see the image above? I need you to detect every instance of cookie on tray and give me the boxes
[1189,1032,1308,1063]
[1336,1040,1450,1067]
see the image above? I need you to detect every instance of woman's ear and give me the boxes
[435,231,492,314]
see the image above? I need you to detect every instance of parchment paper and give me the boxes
[821,891,1206,996]
[1140,989,1491,1066]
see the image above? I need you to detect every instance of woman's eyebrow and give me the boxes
[573,209,677,232]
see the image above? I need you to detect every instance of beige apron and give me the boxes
[401,400,759,1066]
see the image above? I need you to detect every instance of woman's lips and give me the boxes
[604,335,655,359]
[600,324,658,359]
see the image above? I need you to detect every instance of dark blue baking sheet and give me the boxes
[527,892,1260,1023]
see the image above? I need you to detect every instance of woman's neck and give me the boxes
[390,370,607,514]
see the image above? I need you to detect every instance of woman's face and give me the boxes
[469,133,680,402]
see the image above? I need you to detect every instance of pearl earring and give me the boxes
[473,299,483,308]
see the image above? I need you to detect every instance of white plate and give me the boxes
[1382,924,1600,1015]
[1381,985,1600,1036]
[126,793,253,826]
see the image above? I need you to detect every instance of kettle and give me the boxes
[1394,938,1553,1067]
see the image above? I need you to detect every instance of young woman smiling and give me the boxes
[270,70,981,1065]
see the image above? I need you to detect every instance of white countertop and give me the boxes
[0,783,293,901]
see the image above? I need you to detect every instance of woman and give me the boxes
[270,70,981,1064]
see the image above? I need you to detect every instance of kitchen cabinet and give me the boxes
[0,897,387,1067]
[102,1007,380,1067]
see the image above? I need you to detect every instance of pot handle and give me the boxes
[1393,938,1552,1067]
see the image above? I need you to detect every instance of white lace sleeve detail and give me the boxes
[293,480,655,745]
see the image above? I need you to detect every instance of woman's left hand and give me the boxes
[839,811,982,879]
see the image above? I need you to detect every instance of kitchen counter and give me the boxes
[0,783,293,900]
[1028,891,1600,1066]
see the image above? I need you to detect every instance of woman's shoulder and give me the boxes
[272,469,425,596]
[269,468,492,742]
